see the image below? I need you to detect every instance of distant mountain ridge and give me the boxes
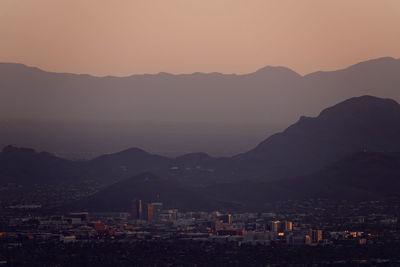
[1,57,400,157]
[0,57,399,123]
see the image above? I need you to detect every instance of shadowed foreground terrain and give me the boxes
[3,240,400,266]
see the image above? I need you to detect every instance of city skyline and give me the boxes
[1,1,400,265]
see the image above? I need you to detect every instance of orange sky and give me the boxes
[0,0,399,76]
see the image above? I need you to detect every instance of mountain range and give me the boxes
[1,57,400,157]
[2,95,400,211]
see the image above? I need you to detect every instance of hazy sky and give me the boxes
[0,0,399,76]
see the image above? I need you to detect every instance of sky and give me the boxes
[0,0,400,76]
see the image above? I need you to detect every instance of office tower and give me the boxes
[132,199,143,220]
[283,221,293,231]
[270,220,280,232]
[147,203,153,223]
[218,214,232,224]
[151,202,163,222]
[310,229,322,243]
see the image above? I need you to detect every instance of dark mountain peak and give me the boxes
[1,146,61,162]
[117,147,149,156]
[87,147,171,184]
[93,147,150,161]
[317,95,400,121]
[2,145,36,156]
[0,146,83,185]
[239,95,400,181]
[284,96,400,135]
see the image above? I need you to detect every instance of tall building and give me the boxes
[270,221,280,232]
[218,214,232,224]
[147,203,153,223]
[151,202,163,222]
[310,229,322,243]
[283,221,293,231]
[132,199,143,220]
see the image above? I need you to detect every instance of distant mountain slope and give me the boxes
[234,95,400,180]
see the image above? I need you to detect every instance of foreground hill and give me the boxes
[72,151,400,212]
[294,151,400,199]
[72,172,230,212]
[85,148,171,184]
[204,151,400,210]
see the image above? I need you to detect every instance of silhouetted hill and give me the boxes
[294,151,400,199]
[234,95,400,181]
[205,151,400,209]
[73,172,228,212]
[0,145,85,185]
[85,148,225,185]
[73,151,400,212]
[86,148,171,183]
